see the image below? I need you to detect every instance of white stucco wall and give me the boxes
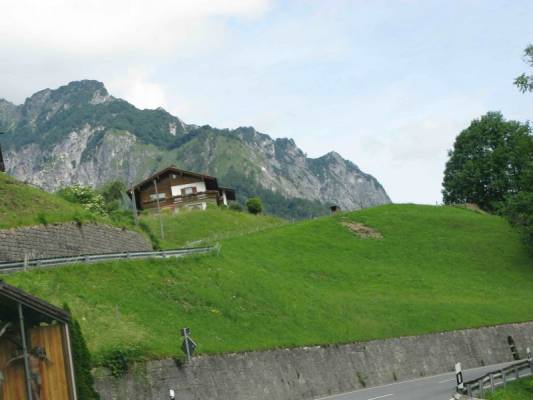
[171,182,207,197]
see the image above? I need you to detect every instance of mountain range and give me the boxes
[0,80,391,218]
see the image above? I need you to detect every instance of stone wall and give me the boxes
[94,321,533,400]
[0,222,152,262]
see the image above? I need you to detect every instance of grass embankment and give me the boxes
[486,377,533,399]
[6,204,533,364]
[0,172,95,229]
[141,207,284,248]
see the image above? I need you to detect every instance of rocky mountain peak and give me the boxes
[0,80,391,218]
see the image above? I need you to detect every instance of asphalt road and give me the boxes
[314,361,523,400]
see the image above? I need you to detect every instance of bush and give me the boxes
[228,202,243,212]
[57,185,106,215]
[246,197,262,215]
[100,346,145,378]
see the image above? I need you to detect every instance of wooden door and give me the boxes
[29,325,71,400]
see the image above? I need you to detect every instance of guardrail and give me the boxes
[461,359,533,398]
[0,244,219,273]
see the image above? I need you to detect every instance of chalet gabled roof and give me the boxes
[0,280,70,325]
[130,165,218,192]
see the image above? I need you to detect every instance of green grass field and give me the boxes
[486,377,533,399]
[6,204,533,364]
[0,172,96,229]
[141,207,284,248]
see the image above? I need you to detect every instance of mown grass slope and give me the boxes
[6,204,533,363]
[0,172,94,229]
[486,376,533,399]
[141,207,284,248]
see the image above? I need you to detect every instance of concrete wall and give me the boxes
[94,321,533,400]
[0,222,152,262]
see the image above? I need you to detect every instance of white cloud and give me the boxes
[108,69,169,110]
[0,0,270,56]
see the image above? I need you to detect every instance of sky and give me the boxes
[1,0,533,204]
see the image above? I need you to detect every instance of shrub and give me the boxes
[228,202,243,212]
[246,197,262,215]
[57,185,106,215]
[63,304,100,400]
[100,346,145,378]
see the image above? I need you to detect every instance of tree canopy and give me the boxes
[514,44,533,93]
[442,112,533,211]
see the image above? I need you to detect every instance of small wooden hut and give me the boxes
[330,205,341,214]
[0,280,77,400]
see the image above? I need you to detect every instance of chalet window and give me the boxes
[181,186,197,195]
[149,193,166,201]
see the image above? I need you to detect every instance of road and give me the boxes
[314,361,522,400]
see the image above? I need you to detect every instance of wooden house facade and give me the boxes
[0,280,77,400]
[129,166,236,213]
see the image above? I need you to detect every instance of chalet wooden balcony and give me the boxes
[172,190,220,205]
[141,190,220,209]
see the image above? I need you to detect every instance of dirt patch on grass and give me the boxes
[341,221,383,239]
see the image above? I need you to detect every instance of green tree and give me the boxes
[442,112,533,211]
[98,180,127,213]
[514,44,533,93]
[246,196,263,215]
[508,45,533,253]
[57,184,106,215]
[63,304,100,400]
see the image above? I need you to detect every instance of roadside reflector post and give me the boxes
[169,389,175,400]
[455,362,464,392]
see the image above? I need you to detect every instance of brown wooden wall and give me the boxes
[0,325,73,400]
[0,336,27,400]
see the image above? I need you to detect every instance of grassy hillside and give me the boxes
[0,172,94,229]
[6,204,533,364]
[141,207,284,248]
[487,377,533,399]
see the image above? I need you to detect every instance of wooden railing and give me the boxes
[141,190,220,208]
[172,190,219,205]
[461,360,533,398]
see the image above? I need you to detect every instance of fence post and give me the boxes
[527,347,533,374]
[502,369,506,387]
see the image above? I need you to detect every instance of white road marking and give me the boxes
[438,378,455,384]
[368,394,393,400]
[314,360,523,400]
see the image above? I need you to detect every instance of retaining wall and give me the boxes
[0,222,152,262]
[94,321,533,400]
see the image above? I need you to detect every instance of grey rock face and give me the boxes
[1,81,391,213]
